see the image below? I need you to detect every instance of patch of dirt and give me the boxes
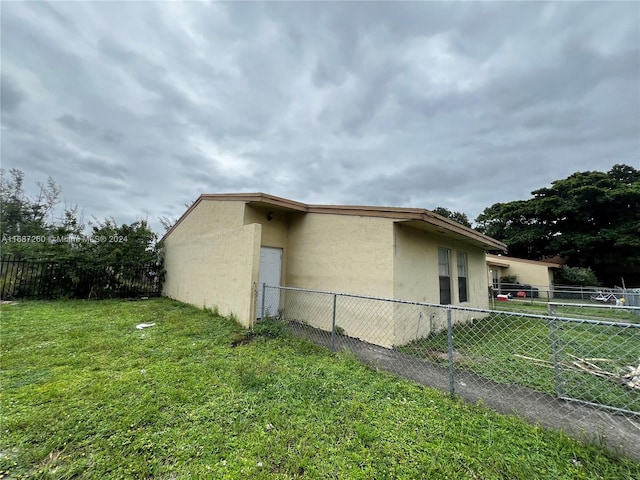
[423,349,465,362]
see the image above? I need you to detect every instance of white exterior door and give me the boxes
[257,247,282,319]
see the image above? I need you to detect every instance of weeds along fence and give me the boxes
[0,256,162,300]
[262,285,640,418]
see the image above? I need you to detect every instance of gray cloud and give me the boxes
[1,74,26,114]
[0,1,637,232]
[56,114,96,135]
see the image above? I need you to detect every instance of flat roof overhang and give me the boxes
[164,192,507,252]
[397,219,506,251]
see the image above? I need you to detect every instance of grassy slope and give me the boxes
[1,299,638,479]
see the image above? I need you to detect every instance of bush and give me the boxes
[556,266,600,286]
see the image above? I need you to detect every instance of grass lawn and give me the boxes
[491,298,640,323]
[1,299,639,479]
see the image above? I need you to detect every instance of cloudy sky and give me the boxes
[2,1,639,234]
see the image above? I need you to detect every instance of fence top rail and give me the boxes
[549,302,640,311]
[0,257,161,268]
[265,285,640,328]
[548,316,640,328]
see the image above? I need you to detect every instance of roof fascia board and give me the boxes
[203,193,308,212]
[486,259,511,268]
[486,254,560,269]
[163,192,507,251]
[161,193,306,240]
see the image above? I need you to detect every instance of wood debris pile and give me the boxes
[622,363,640,390]
[514,354,640,391]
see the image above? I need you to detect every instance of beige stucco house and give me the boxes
[162,193,506,347]
[486,254,559,297]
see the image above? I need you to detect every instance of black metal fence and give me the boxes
[0,256,162,300]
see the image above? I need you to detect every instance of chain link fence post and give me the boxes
[447,307,455,397]
[330,293,337,352]
[547,303,565,398]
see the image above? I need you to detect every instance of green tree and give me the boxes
[1,169,161,263]
[432,207,472,228]
[475,164,640,284]
[1,168,58,236]
[1,169,165,298]
[88,217,159,266]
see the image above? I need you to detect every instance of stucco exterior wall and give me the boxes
[486,255,555,290]
[163,201,261,326]
[393,224,439,304]
[505,261,553,288]
[286,213,395,296]
[279,213,396,346]
[392,224,489,345]
[243,205,289,249]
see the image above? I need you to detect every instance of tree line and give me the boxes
[1,168,160,265]
[1,169,163,298]
[436,164,640,286]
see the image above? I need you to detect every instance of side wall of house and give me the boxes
[163,201,261,326]
[503,261,552,289]
[393,224,489,345]
[286,213,395,296]
[283,213,396,347]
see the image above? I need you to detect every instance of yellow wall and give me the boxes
[278,213,396,346]
[393,224,439,304]
[486,255,554,289]
[243,205,289,249]
[392,224,489,345]
[285,213,395,296]
[243,205,290,289]
[506,261,553,287]
[163,201,261,326]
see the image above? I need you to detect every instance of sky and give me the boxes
[2,1,639,234]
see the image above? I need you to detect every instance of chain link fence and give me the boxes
[262,285,640,418]
[493,283,640,308]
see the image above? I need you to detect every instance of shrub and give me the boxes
[499,274,518,284]
[252,318,286,338]
[556,266,600,286]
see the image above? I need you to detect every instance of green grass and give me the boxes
[401,313,640,413]
[492,299,640,323]
[2,299,639,479]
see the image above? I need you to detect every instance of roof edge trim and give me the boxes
[162,192,507,251]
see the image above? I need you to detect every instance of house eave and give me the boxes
[163,192,507,251]
[486,254,561,269]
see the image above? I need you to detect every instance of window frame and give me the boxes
[457,251,469,303]
[438,247,452,305]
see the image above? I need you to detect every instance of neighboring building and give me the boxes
[162,193,506,347]
[486,254,559,296]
